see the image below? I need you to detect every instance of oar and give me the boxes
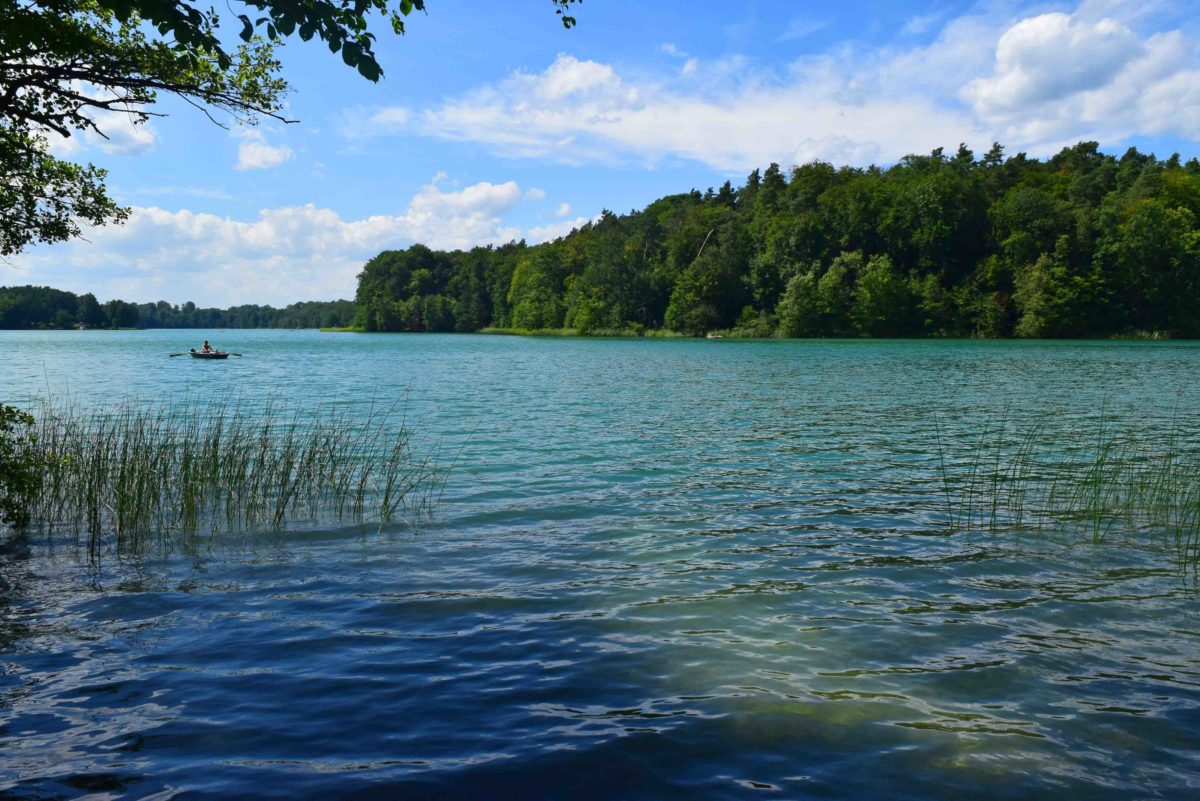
[229,353,244,357]
[168,352,188,357]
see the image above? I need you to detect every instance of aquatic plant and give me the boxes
[0,404,42,528]
[937,414,1200,570]
[17,400,442,552]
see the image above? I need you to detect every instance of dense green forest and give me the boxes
[8,142,1200,338]
[0,285,356,330]
[356,142,1200,338]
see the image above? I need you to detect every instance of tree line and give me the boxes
[0,285,355,330]
[8,141,1199,338]
[355,141,1200,338]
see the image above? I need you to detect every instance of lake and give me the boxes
[2,330,1199,799]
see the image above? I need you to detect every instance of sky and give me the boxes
[7,0,1200,307]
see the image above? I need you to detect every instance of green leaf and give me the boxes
[341,41,362,67]
[358,59,382,82]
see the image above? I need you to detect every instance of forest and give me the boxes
[355,142,1200,338]
[7,142,1199,338]
[0,286,356,330]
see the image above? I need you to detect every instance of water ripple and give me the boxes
[3,334,1200,798]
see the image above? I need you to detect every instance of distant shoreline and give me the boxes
[0,326,1185,341]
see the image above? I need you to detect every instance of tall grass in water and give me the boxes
[25,400,441,552]
[937,415,1200,570]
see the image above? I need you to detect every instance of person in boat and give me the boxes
[202,340,213,353]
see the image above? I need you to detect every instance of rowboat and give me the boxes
[190,350,230,359]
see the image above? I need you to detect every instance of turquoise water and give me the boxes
[2,330,1199,799]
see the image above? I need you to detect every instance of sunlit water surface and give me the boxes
[2,330,1199,799]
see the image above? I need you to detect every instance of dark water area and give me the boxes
[2,331,1199,799]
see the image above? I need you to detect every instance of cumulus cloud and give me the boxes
[962,8,1200,148]
[94,111,157,155]
[11,177,534,306]
[372,46,989,171]
[404,53,985,171]
[555,202,572,217]
[527,216,592,244]
[343,1,1199,170]
[964,13,1141,113]
[40,103,156,158]
[235,129,295,170]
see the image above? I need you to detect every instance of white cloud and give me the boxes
[555,202,572,217]
[902,12,946,37]
[369,107,411,128]
[525,187,547,200]
[94,111,156,155]
[790,136,883,168]
[777,16,828,43]
[12,178,534,306]
[39,104,156,158]
[408,53,985,171]
[340,106,411,139]
[963,13,1141,113]
[235,129,295,170]
[126,185,237,202]
[42,128,83,158]
[534,54,626,102]
[346,1,1199,171]
[962,8,1200,148]
[528,216,591,244]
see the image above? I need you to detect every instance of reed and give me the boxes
[22,399,442,552]
[937,414,1200,570]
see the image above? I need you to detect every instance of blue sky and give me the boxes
[8,0,1200,306]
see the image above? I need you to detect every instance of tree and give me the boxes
[775,269,820,337]
[0,404,39,528]
[1096,199,1198,334]
[76,292,108,328]
[509,251,564,330]
[663,240,745,335]
[336,138,1200,340]
[103,297,139,327]
[814,251,858,336]
[852,254,915,336]
[1,0,582,254]
[1012,254,1056,338]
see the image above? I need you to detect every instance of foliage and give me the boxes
[0,285,356,329]
[0,0,582,254]
[11,139,1200,340]
[347,141,1200,339]
[0,404,40,528]
[0,126,128,255]
[1,0,286,253]
[775,269,821,338]
[852,254,915,337]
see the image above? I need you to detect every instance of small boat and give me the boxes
[190,350,230,359]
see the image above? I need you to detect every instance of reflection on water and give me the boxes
[2,332,1200,799]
